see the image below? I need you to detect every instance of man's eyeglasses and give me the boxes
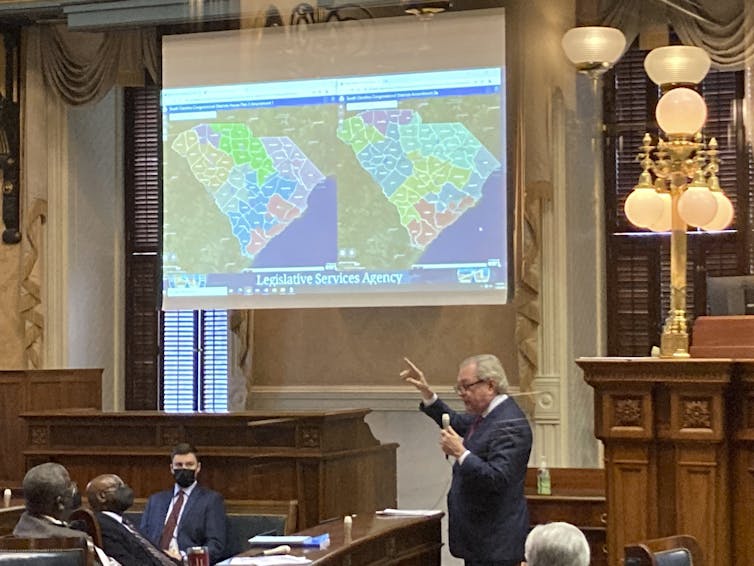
[453,379,486,394]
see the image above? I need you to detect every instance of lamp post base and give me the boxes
[660,330,690,358]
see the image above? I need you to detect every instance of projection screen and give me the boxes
[161,8,508,309]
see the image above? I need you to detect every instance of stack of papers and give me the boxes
[248,534,331,548]
[217,557,312,565]
[376,508,443,517]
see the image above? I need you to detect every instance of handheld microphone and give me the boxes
[254,545,291,557]
[442,414,450,460]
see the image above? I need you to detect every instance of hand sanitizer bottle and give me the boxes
[537,456,551,495]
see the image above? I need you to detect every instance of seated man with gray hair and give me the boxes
[13,462,88,541]
[524,522,590,566]
[14,462,117,565]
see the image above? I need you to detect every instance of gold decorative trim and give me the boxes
[20,198,47,369]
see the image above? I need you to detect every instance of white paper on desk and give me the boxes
[217,556,312,565]
[376,508,443,517]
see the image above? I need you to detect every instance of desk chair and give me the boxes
[0,536,92,566]
[624,534,704,566]
[68,508,104,549]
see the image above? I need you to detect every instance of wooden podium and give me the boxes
[578,358,754,566]
[20,409,397,530]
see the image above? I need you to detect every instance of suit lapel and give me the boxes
[157,490,173,524]
[178,486,201,530]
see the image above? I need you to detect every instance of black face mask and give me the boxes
[58,484,81,520]
[173,469,196,488]
[71,488,82,510]
[110,486,134,514]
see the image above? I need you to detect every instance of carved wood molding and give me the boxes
[682,398,712,430]
[613,397,643,427]
[29,425,49,446]
[299,426,320,448]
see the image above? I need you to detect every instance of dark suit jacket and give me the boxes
[97,512,180,566]
[13,512,103,566]
[13,511,91,542]
[422,396,532,564]
[140,484,227,565]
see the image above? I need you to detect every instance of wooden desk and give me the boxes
[241,513,443,566]
[21,409,397,530]
[525,468,607,566]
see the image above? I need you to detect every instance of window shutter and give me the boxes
[125,85,162,410]
[201,310,229,412]
[161,310,198,412]
[161,309,228,412]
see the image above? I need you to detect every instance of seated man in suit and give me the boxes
[524,522,590,566]
[14,462,87,540]
[140,442,228,565]
[87,474,180,566]
[13,462,111,565]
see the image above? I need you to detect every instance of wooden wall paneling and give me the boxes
[673,445,728,564]
[20,410,397,531]
[524,468,607,565]
[0,369,102,482]
[733,364,754,565]
[0,374,25,482]
[607,442,655,564]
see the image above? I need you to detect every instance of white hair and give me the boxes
[525,522,590,566]
[459,354,509,394]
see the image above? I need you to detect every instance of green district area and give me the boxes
[169,122,325,262]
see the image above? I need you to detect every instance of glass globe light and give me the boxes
[644,46,711,86]
[562,26,626,76]
[647,192,672,232]
[702,191,734,231]
[624,187,664,228]
[677,185,718,227]
[656,88,707,137]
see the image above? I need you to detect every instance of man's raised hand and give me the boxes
[400,357,433,398]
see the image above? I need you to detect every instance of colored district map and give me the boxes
[171,123,325,259]
[337,108,500,249]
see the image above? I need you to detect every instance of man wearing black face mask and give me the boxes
[141,442,228,565]
[88,474,182,566]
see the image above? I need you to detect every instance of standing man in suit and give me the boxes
[401,354,532,566]
[140,443,228,565]
[87,473,180,566]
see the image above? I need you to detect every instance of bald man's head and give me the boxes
[86,474,134,514]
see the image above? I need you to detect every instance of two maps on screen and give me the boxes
[163,93,504,280]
